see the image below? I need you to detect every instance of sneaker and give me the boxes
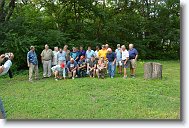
[111,77,114,79]
[55,79,58,81]
[72,77,75,79]
[29,80,33,83]
[123,76,127,79]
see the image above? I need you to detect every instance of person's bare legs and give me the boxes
[72,70,76,79]
[124,68,127,78]
[0,66,3,74]
[54,71,59,79]
[119,65,122,74]
[93,69,96,78]
[96,69,99,78]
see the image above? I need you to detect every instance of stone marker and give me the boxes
[144,62,162,79]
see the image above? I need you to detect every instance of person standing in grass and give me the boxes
[105,43,109,50]
[96,57,106,79]
[67,58,78,79]
[98,45,107,60]
[52,47,59,67]
[106,48,116,78]
[128,44,138,78]
[41,44,54,78]
[51,62,65,81]
[88,55,97,78]
[79,46,86,59]
[86,46,95,74]
[77,55,87,77]
[115,44,122,74]
[27,46,39,82]
[94,46,100,60]
[121,45,129,79]
[70,47,79,62]
[64,45,70,63]
[57,48,66,78]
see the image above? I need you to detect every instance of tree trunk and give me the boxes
[144,62,162,79]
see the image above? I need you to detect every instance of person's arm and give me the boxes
[72,63,78,71]
[135,49,138,60]
[124,52,129,65]
[0,54,5,64]
[113,53,116,65]
[27,52,30,67]
[67,63,70,72]
[41,50,44,63]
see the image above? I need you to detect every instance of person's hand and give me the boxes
[0,54,5,58]
[113,62,115,65]
[124,61,126,65]
[28,64,30,68]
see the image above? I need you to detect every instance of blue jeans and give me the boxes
[108,62,116,77]
[0,98,6,119]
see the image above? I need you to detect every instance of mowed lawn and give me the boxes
[0,60,180,119]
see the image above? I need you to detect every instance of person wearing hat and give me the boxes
[51,62,66,81]
[115,44,122,74]
[27,46,39,82]
[106,48,116,78]
[77,55,87,77]
[67,58,78,79]
[88,55,97,78]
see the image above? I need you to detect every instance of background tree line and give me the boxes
[0,0,180,70]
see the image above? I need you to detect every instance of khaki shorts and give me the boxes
[130,59,137,69]
[116,61,122,66]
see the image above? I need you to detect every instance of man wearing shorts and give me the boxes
[129,44,138,78]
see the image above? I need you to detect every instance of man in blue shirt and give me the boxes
[27,46,39,82]
[70,47,79,62]
[67,58,78,79]
[128,44,138,78]
[115,44,122,74]
[86,46,95,74]
[106,48,116,78]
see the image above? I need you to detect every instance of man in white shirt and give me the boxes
[52,47,59,66]
[121,45,129,79]
[0,53,14,76]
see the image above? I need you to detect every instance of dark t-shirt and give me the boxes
[106,52,116,62]
[129,48,138,59]
[89,60,97,68]
[67,61,78,71]
[78,60,87,71]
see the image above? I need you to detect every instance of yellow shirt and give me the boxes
[98,49,107,60]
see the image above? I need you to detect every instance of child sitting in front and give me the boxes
[96,57,107,79]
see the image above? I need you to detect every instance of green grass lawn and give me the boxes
[0,60,180,119]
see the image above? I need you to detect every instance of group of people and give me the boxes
[27,43,138,82]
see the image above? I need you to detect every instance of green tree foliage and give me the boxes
[0,0,180,70]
